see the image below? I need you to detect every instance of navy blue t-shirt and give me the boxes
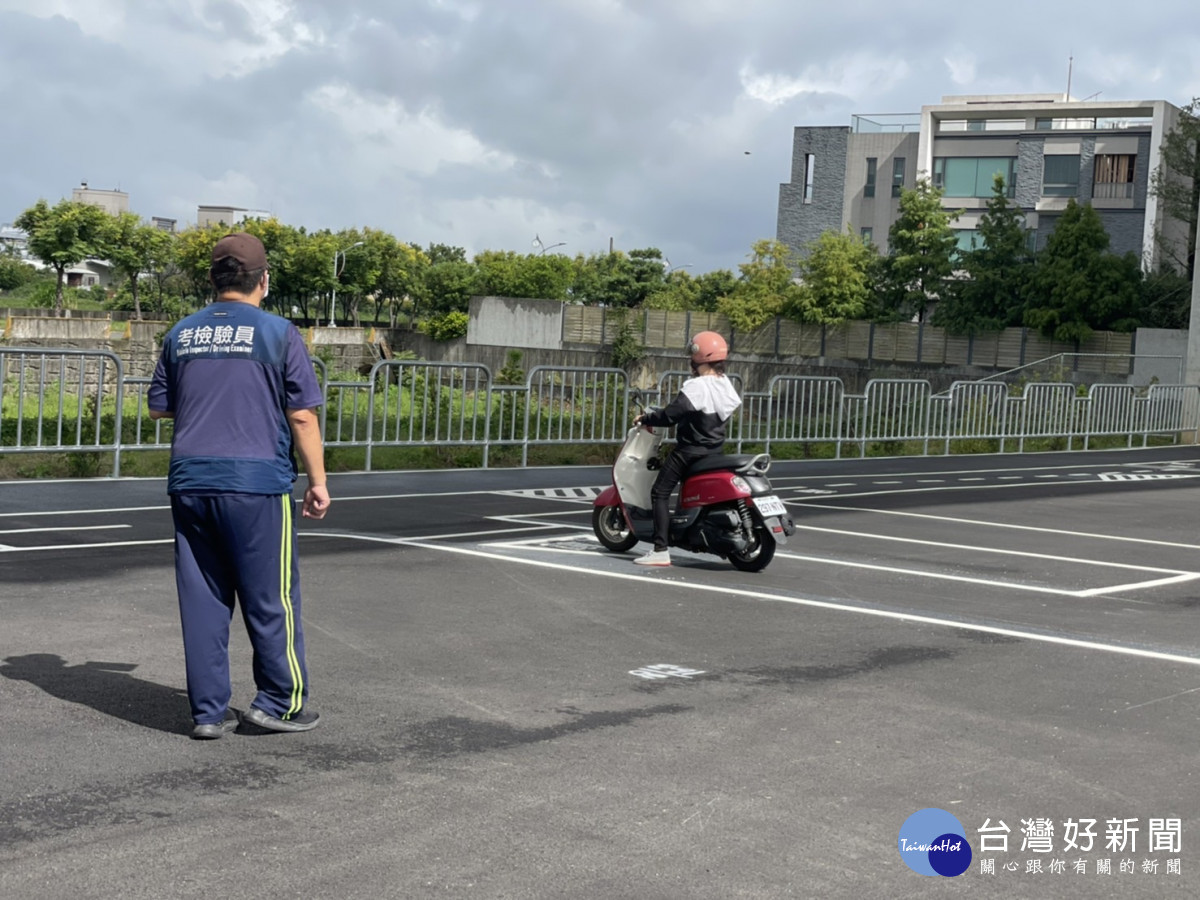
[148,302,324,495]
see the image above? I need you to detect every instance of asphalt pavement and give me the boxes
[2,446,1200,899]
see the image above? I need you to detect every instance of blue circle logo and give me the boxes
[898,808,972,877]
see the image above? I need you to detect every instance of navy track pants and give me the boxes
[171,493,308,725]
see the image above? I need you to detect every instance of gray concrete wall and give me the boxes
[467,296,563,350]
[843,133,919,250]
[777,126,849,256]
[1133,328,1187,384]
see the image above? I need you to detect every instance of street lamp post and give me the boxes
[663,256,692,276]
[329,241,364,328]
[532,234,566,255]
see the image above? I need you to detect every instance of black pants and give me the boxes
[650,444,719,551]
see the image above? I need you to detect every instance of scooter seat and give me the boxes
[686,453,761,476]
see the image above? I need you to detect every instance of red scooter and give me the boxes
[592,414,795,571]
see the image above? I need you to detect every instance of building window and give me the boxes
[933,157,1017,198]
[1042,155,1080,197]
[865,158,877,198]
[803,153,815,204]
[860,227,873,244]
[952,229,982,258]
[1093,153,1136,200]
[891,157,906,197]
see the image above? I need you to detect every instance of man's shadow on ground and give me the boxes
[0,654,190,735]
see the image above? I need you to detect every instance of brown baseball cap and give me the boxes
[210,232,267,276]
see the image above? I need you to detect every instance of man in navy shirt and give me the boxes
[149,232,330,739]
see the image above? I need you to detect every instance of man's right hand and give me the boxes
[302,484,331,519]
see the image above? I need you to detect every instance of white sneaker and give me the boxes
[634,549,671,567]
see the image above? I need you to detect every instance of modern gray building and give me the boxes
[778,93,1186,270]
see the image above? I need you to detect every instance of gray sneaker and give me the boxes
[243,706,321,733]
[191,709,239,740]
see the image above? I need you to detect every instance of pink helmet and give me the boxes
[689,331,728,364]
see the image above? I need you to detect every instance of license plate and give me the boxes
[753,495,787,517]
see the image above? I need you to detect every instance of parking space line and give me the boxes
[767,550,1194,598]
[798,504,1200,550]
[315,532,1200,669]
[788,524,1192,575]
[0,525,131,535]
[0,505,169,518]
[0,539,172,553]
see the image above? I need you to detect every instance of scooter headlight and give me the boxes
[730,475,751,496]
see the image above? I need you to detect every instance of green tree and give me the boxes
[788,229,878,324]
[643,269,701,311]
[570,252,640,307]
[374,238,428,327]
[174,224,229,308]
[933,174,1033,334]
[693,269,738,312]
[0,257,37,291]
[332,228,382,326]
[626,248,669,307]
[423,243,468,265]
[717,239,801,332]
[1138,265,1194,329]
[474,250,574,300]
[1149,97,1200,279]
[1026,199,1142,342]
[882,178,961,322]
[14,199,111,315]
[106,212,175,320]
[422,259,477,318]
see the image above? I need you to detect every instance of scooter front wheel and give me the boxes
[592,504,637,552]
[728,527,776,572]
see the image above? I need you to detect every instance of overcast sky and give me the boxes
[2,0,1197,273]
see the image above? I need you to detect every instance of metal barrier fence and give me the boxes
[3,348,1200,475]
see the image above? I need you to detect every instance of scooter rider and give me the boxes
[633,332,741,567]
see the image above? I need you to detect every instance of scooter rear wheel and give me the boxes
[728,528,776,572]
[592,504,638,552]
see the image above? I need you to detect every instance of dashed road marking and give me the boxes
[498,487,602,501]
[1098,473,1200,482]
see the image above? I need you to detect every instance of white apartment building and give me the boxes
[777,93,1187,270]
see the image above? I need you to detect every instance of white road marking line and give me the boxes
[1035,475,1060,479]
[0,487,611,519]
[959,477,985,482]
[767,458,1193,483]
[768,550,1195,598]
[0,539,172,553]
[421,530,1195,599]
[998,476,1023,480]
[0,525,131,535]
[826,483,857,488]
[787,524,1194,575]
[316,532,1200,668]
[917,479,944,483]
[304,524,560,543]
[803,481,1094,499]
[798,503,1200,551]
[0,505,170,518]
[1073,574,1200,597]
[491,509,592,519]
[1119,685,1200,712]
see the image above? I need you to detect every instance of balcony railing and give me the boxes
[1093,182,1135,200]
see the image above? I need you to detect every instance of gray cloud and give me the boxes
[2,1,1198,273]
